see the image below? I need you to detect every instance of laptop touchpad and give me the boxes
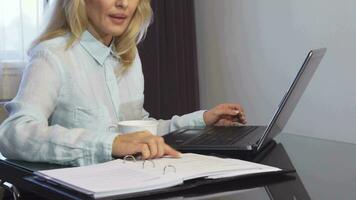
[170,129,203,144]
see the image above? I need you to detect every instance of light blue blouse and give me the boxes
[0,31,206,166]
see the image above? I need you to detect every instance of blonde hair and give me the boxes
[31,0,153,69]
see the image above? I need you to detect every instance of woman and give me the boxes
[0,0,246,166]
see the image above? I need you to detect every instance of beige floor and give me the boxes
[0,108,6,200]
[0,103,7,123]
[0,104,8,199]
[0,103,7,199]
[1,104,9,199]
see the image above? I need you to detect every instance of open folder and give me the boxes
[35,153,284,199]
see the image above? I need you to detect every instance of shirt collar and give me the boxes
[79,31,113,66]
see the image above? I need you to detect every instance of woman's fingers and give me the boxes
[226,103,245,113]
[215,119,238,126]
[146,138,158,159]
[136,135,180,159]
[113,130,181,160]
[215,105,239,116]
[140,143,151,160]
[156,137,165,158]
[204,103,247,126]
[164,144,181,158]
[227,105,247,124]
[215,114,246,126]
[217,104,246,121]
[138,140,180,159]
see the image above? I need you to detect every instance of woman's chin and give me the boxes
[106,27,127,37]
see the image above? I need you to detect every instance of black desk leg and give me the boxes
[0,179,20,200]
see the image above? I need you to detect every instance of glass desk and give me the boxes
[1,133,356,200]
[276,134,356,199]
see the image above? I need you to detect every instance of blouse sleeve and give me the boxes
[142,108,206,136]
[0,47,118,166]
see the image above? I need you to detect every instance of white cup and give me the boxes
[115,120,159,136]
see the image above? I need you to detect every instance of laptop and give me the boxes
[164,48,327,155]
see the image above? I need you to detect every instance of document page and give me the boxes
[36,159,182,198]
[125,153,281,180]
[36,153,281,198]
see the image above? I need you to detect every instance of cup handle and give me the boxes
[107,124,117,132]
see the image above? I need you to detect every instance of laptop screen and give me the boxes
[258,48,326,150]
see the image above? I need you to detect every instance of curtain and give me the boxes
[139,0,200,119]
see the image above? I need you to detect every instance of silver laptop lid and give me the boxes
[257,48,327,150]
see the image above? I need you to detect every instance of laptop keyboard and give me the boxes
[184,126,258,145]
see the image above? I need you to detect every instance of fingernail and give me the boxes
[234,110,240,114]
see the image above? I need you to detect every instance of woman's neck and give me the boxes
[87,25,113,47]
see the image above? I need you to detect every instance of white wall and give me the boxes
[195,0,356,144]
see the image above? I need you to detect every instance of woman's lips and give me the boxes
[109,14,127,25]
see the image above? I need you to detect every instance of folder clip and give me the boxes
[163,165,176,175]
[123,155,137,163]
[142,160,155,169]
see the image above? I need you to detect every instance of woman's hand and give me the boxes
[112,131,181,160]
[203,103,247,126]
